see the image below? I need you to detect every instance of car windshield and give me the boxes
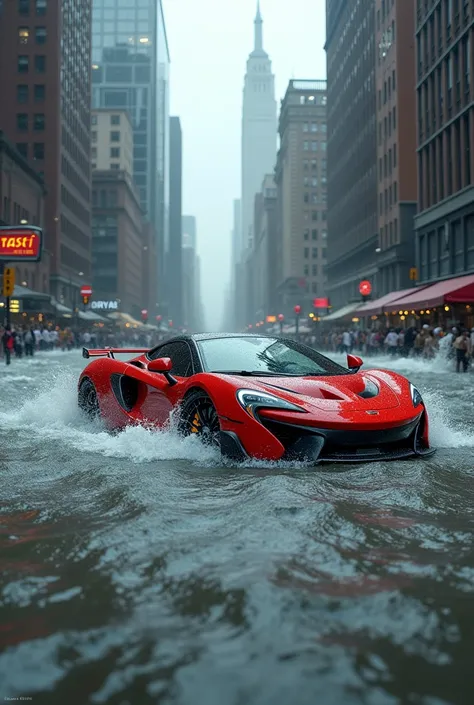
[197,336,349,376]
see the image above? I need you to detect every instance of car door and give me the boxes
[139,341,194,426]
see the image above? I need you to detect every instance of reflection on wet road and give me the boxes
[0,350,473,704]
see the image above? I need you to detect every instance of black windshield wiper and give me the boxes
[210,370,300,377]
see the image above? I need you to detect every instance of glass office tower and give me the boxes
[91,0,170,301]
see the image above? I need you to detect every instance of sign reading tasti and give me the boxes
[0,226,43,262]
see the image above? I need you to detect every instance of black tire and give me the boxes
[177,390,221,449]
[78,378,100,420]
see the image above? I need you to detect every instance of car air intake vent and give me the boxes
[358,378,379,399]
[320,388,345,400]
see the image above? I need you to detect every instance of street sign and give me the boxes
[294,304,301,315]
[0,226,43,262]
[409,267,418,281]
[80,285,92,296]
[359,280,372,297]
[2,267,15,297]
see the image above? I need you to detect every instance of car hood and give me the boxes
[246,370,402,411]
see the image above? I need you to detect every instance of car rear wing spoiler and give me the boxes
[82,347,149,360]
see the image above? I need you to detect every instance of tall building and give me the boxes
[415,0,474,283]
[274,80,328,316]
[91,0,170,302]
[231,199,241,277]
[91,169,144,318]
[182,215,198,329]
[168,116,182,325]
[91,109,133,177]
[375,0,417,294]
[325,0,378,308]
[0,131,47,293]
[0,0,92,305]
[252,174,277,321]
[241,0,277,259]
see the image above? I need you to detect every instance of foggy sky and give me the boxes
[164,0,326,330]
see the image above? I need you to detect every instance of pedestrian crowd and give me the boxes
[312,324,474,373]
[0,324,174,366]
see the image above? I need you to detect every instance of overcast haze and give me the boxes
[164,0,327,330]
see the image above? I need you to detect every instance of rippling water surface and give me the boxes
[1,350,473,705]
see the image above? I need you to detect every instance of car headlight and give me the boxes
[410,383,423,408]
[236,389,306,418]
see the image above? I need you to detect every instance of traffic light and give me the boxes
[2,267,15,297]
[82,294,90,306]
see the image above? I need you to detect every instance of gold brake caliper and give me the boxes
[191,411,201,433]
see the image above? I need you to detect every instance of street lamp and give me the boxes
[278,313,284,334]
[294,305,301,338]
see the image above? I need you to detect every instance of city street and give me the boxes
[0,350,473,704]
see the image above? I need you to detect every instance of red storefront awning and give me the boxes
[355,287,423,317]
[389,274,474,311]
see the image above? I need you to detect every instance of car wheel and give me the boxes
[78,378,100,420]
[178,390,221,449]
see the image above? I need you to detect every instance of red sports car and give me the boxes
[78,333,435,464]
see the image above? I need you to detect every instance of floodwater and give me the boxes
[0,349,473,705]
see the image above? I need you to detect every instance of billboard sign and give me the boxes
[0,226,43,262]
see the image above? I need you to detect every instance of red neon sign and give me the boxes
[313,297,329,308]
[0,226,43,262]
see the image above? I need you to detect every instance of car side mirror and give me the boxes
[147,357,177,385]
[347,354,363,372]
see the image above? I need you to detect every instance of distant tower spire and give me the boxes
[254,0,263,52]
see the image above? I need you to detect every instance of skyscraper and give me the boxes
[241,1,277,260]
[91,0,170,301]
[325,0,378,309]
[0,0,93,305]
[169,116,183,325]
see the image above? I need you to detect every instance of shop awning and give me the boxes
[321,302,361,322]
[108,312,143,327]
[50,298,73,315]
[12,284,50,301]
[386,274,474,311]
[79,310,109,322]
[355,287,425,317]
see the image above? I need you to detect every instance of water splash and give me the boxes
[0,351,472,465]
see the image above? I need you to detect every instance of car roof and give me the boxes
[157,333,278,344]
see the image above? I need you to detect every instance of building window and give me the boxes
[304,247,309,259]
[311,141,318,152]
[33,113,45,130]
[110,147,120,158]
[111,114,120,125]
[304,265,309,276]
[34,55,46,72]
[312,264,317,276]
[311,160,317,170]
[303,122,309,132]
[310,122,317,132]
[35,27,46,44]
[91,115,97,125]
[18,27,29,44]
[312,211,317,221]
[35,0,46,14]
[311,177,318,187]
[18,0,29,15]
[110,163,120,170]
[312,229,317,240]
[34,84,45,101]
[16,143,28,158]
[16,113,28,130]
[91,131,97,142]
[17,84,28,103]
[312,247,317,258]
[303,141,309,151]
[91,147,97,159]
[110,131,120,142]
[18,55,29,73]
[304,193,309,203]
[92,163,96,170]
[33,142,44,159]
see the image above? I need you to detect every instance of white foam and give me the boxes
[0,350,472,463]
